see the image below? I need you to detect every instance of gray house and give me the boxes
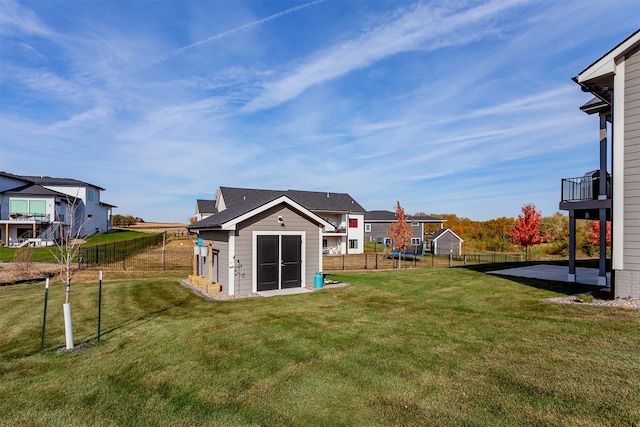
[561,30,640,298]
[364,210,445,253]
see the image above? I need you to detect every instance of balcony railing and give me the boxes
[561,175,611,202]
[0,212,51,222]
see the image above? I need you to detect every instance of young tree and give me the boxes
[509,204,550,261]
[587,220,611,247]
[50,195,93,350]
[386,201,414,268]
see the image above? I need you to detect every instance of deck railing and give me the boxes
[0,212,51,222]
[561,175,610,202]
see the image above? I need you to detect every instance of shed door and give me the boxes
[281,235,301,289]
[257,235,279,291]
[256,234,302,291]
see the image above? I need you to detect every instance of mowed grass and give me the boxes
[1,268,639,426]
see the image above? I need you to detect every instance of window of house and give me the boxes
[323,239,328,248]
[412,222,419,227]
[411,238,421,245]
[29,200,46,216]
[87,190,94,202]
[364,223,371,232]
[349,239,358,249]
[10,200,28,214]
[349,218,358,228]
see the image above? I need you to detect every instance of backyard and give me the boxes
[0,267,638,426]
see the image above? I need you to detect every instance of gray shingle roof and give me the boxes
[220,187,366,213]
[4,183,69,197]
[196,199,217,214]
[188,186,365,230]
[365,210,444,223]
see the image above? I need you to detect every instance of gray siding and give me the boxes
[365,222,423,243]
[431,231,462,255]
[199,230,230,293]
[620,47,640,298]
[234,204,322,294]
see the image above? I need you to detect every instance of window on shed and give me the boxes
[349,218,358,228]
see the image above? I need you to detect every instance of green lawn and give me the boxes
[1,268,638,426]
[0,230,155,262]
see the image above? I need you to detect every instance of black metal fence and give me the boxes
[78,233,193,271]
[78,248,193,271]
[323,251,523,271]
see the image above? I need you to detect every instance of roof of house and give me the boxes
[365,210,444,223]
[3,183,69,197]
[196,199,217,214]
[188,194,335,231]
[219,187,366,213]
[0,171,105,191]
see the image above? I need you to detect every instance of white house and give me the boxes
[0,172,116,247]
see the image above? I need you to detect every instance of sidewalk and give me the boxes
[487,265,609,286]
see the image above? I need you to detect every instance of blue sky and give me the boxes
[1,0,639,222]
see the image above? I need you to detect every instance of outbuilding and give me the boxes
[428,228,463,256]
[187,193,334,295]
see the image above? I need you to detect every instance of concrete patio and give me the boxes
[487,265,610,286]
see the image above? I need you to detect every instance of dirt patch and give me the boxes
[54,342,94,355]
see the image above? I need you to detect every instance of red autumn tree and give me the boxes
[587,220,611,247]
[509,204,550,260]
[387,201,414,267]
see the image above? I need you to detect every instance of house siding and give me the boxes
[235,204,321,294]
[619,47,640,298]
[431,231,462,255]
[198,230,230,293]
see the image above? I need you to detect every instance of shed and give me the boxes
[428,228,463,256]
[187,194,334,295]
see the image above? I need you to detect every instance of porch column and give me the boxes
[568,210,576,282]
[598,112,608,287]
[599,208,607,286]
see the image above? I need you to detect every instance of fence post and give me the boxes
[364,253,367,270]
[342,255,345,271]
[375,253,378,270]
[449,253,452,267]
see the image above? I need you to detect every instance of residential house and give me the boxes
[186,186,365,295]
[194,199,217,222]
[561,30,639,298]
[0,172,115,247]
[364,210,445,254]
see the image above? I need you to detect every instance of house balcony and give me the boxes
[0,212,52,223]
[559,174,611,219]
[323,227,347,236]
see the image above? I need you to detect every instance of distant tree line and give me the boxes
[418,209,607,258]
[113,214,144,227]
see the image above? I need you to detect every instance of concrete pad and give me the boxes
[257,287,312,297]
[487,265,610,286]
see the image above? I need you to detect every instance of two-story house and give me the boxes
[561,30,639,298]
[0,172,116,247]
[364,210,445,254]
[199,187,366,255]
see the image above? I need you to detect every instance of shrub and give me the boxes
[577,293,595,303]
